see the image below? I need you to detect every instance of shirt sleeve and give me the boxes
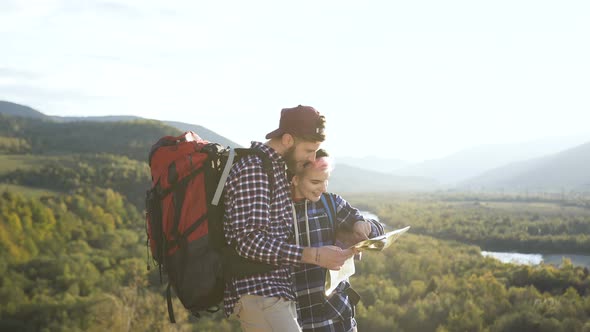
[332,193,364,230]
[224,161,303,266]
[332,193,385,237]
[366,218,385,238]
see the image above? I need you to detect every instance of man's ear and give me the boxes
[281,133,295,148]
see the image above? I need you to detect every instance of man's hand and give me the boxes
[302,245,355,270]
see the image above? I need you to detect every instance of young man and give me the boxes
[223,105,355,332]
[290,149,385,332]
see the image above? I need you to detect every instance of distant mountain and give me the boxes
[54,117,242,148]
[337,156,410,174]
[329,163,438,193]
[0,100,50,119]
[0,113,180,162]
[393,136,590,185]
[0,101,241,148]
[460,141,590,191]
[164,121,242,148]
[52,115,143,122]
[5,100,587,193]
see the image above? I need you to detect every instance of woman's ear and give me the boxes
[291,174,299,186]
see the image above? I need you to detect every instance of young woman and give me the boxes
[290,149,384,332]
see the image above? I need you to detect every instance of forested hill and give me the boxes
[0,101,440,192]
[0,100,241,149]
[1,108,589,330]
[0,113,184,211]
[0,113,180,162]
[0,101,50,119]
[0,112,229,330]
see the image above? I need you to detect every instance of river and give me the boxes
[481,251,590,268]
[360,211,590,268]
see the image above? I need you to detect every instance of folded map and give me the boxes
[325,226,410,296]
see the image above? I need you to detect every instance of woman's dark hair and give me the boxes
[315,149,329,159]
[287,148,330,181]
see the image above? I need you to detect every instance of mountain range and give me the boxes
[1,100,589,192]
[460,141,590,192]
[0,101,241,149]
[392,136,590,185]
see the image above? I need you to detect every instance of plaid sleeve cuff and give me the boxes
[235,233,304,266]
[279,242,304,265]
[368,219,385,238]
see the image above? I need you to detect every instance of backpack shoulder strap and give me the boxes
[320,192,337,228]
[211,148,235,206]
[234,148,275,195]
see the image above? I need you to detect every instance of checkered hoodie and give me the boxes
[292,194,384,332]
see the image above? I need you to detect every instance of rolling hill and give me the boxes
[329,164,438,193]
[7,100,587,193]
[0,100,434,192]
[393,136,590,185]
[0,113,178,162]
[0,100,241,148]
[0,101,50,119]
[460,141,590,192]
[337,155,410,173]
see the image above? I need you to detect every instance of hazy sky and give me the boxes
[1,0,589,161]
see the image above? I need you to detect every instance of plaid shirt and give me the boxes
[222,142,303,317]
[293,193,384,332]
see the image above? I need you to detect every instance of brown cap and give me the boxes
[265,105,323,139]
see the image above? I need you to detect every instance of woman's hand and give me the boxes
[336,220,372,247]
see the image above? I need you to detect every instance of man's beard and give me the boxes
[284,146,300,174]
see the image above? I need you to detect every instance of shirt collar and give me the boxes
[250,141,285,164]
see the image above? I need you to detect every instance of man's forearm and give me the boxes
[234,231,303,266]
[300,246,355,271]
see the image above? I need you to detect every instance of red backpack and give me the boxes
[145,131,276,322]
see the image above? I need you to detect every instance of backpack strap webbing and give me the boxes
[167,283,176,323]
[234,148,275,195]
[320,193,338,236]
[211,148,235,206]
[211,147,275,206]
